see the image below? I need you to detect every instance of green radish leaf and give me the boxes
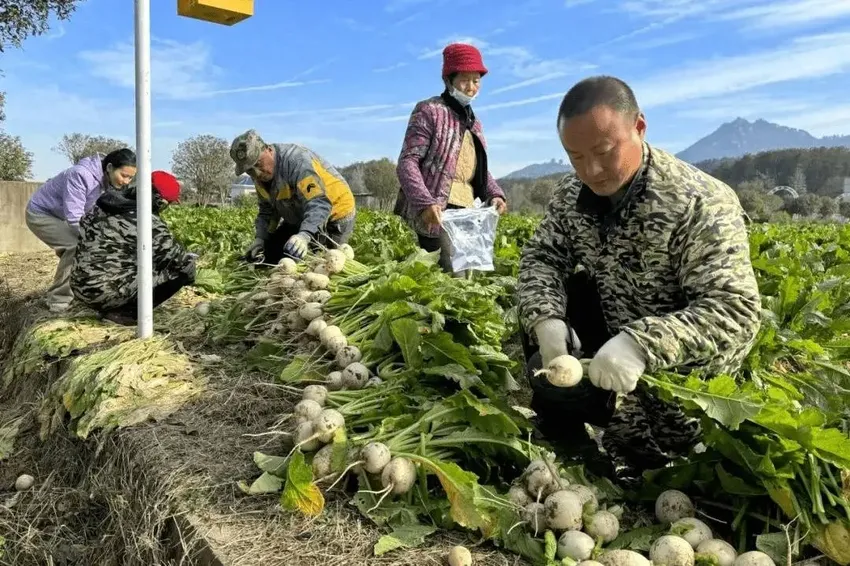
[421,332,477,372]
[280,451,324,516]
[390,318,423,369]
[373,524,437,556]
[423,364,481,389]
[238,472,283,495]
[278,355,324,384]
[253,451,288,476]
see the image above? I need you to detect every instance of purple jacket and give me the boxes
[395,95,505,237]
[27,155,106,227]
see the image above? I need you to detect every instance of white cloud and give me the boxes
[78,38,327,100]
[673,94,818,121]
[721,0,850,29]
[373,62,409,73]
[781,104,850,136]
[635,32,850,109]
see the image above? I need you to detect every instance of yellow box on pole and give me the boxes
[177,0,253,26]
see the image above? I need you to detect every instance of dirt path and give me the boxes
[0,251,55,300]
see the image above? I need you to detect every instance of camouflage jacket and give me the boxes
[255,143,356,239]
[517,143,762,375]
[71,190,192,311]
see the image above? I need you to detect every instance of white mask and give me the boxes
[449,87,476,106]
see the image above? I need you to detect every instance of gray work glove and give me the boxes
[244,238,265,261]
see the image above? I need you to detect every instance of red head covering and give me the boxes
[151,170,180,203]
[442,43,488,78]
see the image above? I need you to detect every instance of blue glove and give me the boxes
[283,232,310,259]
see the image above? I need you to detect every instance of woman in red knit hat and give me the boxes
[69,170,197,325]
[394,42,507,274]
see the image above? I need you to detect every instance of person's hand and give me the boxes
[491,197,507,215]
[284,232,310,259]
[588,333,646,394]
[420,204,442,228]
[244,238,265,261]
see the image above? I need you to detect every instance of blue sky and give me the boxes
[3,0,850,181]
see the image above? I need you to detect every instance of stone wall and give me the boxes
[0,181,49,253]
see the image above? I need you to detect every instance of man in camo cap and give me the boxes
[516,76,762,482]
[230,129,356,263]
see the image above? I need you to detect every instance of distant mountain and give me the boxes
[676,118,850,163]
[501,159,571,180]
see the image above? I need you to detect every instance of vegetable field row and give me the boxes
[160,207,850,565]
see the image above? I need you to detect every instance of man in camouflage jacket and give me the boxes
[71,171,195,325]
[517,76,762,482]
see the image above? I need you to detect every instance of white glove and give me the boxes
[588,332,646,394]
[533,319,582,367]
[284,232,310,259]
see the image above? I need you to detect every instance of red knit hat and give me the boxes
[442,43,488,78]
[151,170,181,203]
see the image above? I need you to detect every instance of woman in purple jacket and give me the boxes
[26,149,137,312]
[395,42,507,273]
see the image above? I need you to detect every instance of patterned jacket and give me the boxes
[71,190,193,311]
[517,143,762,375]
[255,143,356,240]
[395,94,505,238]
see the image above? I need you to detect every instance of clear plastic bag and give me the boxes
[440,204,500,273]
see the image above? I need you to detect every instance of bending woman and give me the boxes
[395,42,507,273]
[71,171,196,325]
[26,149,137,312]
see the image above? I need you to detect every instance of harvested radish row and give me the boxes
[508,484,531,508]
[325,335,348,356]
[567,484,598,514]
[312,264,331,277]
[522,502,546,535]
[299,302,323,322]
[733,552,775,566]
[326,371,344,391]
[308,290,332,304]
[277,257,298,274]
[339,243,355,260]
[294,421,321,452]
[336,345,362,368]
[557,530,595,560]
[304,272,330,290]
[650,535,694,566]
[312,444,336,478]
[306,318,328,337]
[365,376,383,388]
[599,549,651,566]
[195,302,211,315]
[314,408,345,443]
[325,249,347,274]
[524,461,554,499]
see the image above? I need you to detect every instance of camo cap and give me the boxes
[230,129,266,176]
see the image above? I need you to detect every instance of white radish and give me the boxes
[336,345,363,368]
[320,325,344,345]
[326,371,344,391]
[307,290,332,304]
[508,484,531,508]
[655,490,695,524]
[252,290,271,302]
[294,289,312,303]
[361,442,391,474]
[696,540,737,566]
[365,376,383,388]
[302,384,328,406]
[599,550,651,566]
[312,444,336,478]
[522,502,546,535]
[342,362,370,389]
[314,409,345,443]
[15,474,34,491]
[672,517,712,549]
[295,420,321,452]
[535,354,583,387]
[557,530,595,560]
[292,279,308,292]
[325,335,348,355]
[381,457,417,495]
[579,563,606,566]
[299,302,323,322]
[606,504,624,519]
[294,399,323,423]
[525,464,554,499]
[287,311,306,331]
[325,249,347,274]
[650,535,695,566]
[585,510,620,543]
[312,263,331,277]
[567,484,598,514]
[339,243,355,260]
[278,257,298,274]
[306,318,328,337]
[447,545,472,566]
[732,552,775,566]
[544,490,583,531]
[304,272,330,290]
[194,302,211,315]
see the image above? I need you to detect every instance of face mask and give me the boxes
[449,87,476,106]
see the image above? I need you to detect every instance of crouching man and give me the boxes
[516,76,762,483]
[71,171,196,325]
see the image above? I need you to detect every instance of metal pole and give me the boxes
[134,0,153,338]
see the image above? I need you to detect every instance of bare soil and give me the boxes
[0,253,528,566]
